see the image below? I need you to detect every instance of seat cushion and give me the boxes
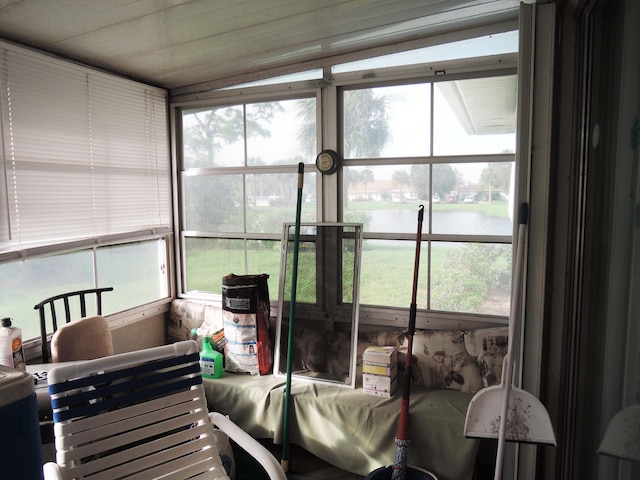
[50,315,113,362]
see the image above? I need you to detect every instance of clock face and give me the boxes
[315,150,339,175]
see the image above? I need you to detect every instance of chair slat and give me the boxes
[49,351,200,396]
[54,388,205,436]
[62,424,217,478]
[57,398,210,459]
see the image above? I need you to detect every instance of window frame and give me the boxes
[173,88,323,300]
[335,69,517,329]
[173,49,522,331]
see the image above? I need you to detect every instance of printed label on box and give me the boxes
[363,372,397,397]
[362,363,397,376]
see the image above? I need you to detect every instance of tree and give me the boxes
[392,170,410,198]
[480,163,512,203]
[410,164,460,200]
[433,164,460,199]
[296,89,390,160]
[410,164,430,200]
[182,103,282,231]
[294,98,318,160]
[343,89,391,158]
[360,168,374,198]
[183,103,283,168]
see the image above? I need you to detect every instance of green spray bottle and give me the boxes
[200,336,223,379]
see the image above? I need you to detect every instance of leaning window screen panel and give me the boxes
[275,223,363,388]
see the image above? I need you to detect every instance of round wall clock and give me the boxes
[315,150,340,175]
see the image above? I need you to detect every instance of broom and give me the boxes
[280,162,304,474]
[391,204,424,480]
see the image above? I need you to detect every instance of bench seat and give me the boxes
[202,373,479,480]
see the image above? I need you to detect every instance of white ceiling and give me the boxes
[0,0,520,94]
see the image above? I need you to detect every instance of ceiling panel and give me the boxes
[0,0,520,93]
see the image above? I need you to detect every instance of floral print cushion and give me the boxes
[167,300,504,394]
[403,330,485,393]
[463,327,509,387]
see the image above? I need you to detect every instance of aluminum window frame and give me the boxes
[172,46,523,331]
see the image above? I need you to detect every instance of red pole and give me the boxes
[392,204,424,480]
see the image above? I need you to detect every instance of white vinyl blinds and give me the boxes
[0,43,170,256]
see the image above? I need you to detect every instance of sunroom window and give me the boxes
[179,97,318,295]
[176,29,520,327]
[342,75,516,317]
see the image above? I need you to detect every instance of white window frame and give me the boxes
[173,52,522,331]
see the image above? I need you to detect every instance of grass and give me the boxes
[185,241,455,308]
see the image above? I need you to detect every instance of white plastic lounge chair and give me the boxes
[43,340,286,480]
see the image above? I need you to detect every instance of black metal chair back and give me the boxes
[34,287,114,362]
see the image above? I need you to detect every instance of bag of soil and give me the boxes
[222,273,272,375]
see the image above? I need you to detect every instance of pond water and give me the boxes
[363,208,512,236]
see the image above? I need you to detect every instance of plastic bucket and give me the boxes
[365,466,437,480]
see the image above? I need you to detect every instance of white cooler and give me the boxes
[0,365,43,479]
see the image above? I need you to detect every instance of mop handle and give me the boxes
[396,204,424,441]
[281,162,304,473]
[494,203,528,480]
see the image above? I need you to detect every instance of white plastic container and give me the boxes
[0,317,26,370]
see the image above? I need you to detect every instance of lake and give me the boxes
[364,208,513,235]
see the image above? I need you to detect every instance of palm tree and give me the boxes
[360,168,374,199]
[295,89,390,160]
[480,163,511,204]
[343,89,390,158]
[392,170,410,201]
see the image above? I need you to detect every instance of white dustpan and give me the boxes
[463,355,557,445]
[464,204,556,480]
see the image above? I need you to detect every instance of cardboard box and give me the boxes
[363,346,397,372]
[363,372,397,397]
[363,346,398,397]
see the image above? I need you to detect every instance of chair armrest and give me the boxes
[43,462,63,480]
[209,412,287,480]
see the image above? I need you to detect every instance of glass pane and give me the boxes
[245,240,282,296]
[344,165,425,233]
[333,30,519,73]
[342,235,358,303]
[343,84,430,158]
[185,238,282,295]
[0,251,94,340]
[432,162,514,235]
[182,106,245,168]
[359,239,426,308]
[430,242,511,316]
[433,76,517,155]
[282,238,317,305]
[220,69,323,90]
[183,175,244,233]
[185,238,244,294]
[96,240,167,312]
[246,172,317,233]
[246,98,316,165]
